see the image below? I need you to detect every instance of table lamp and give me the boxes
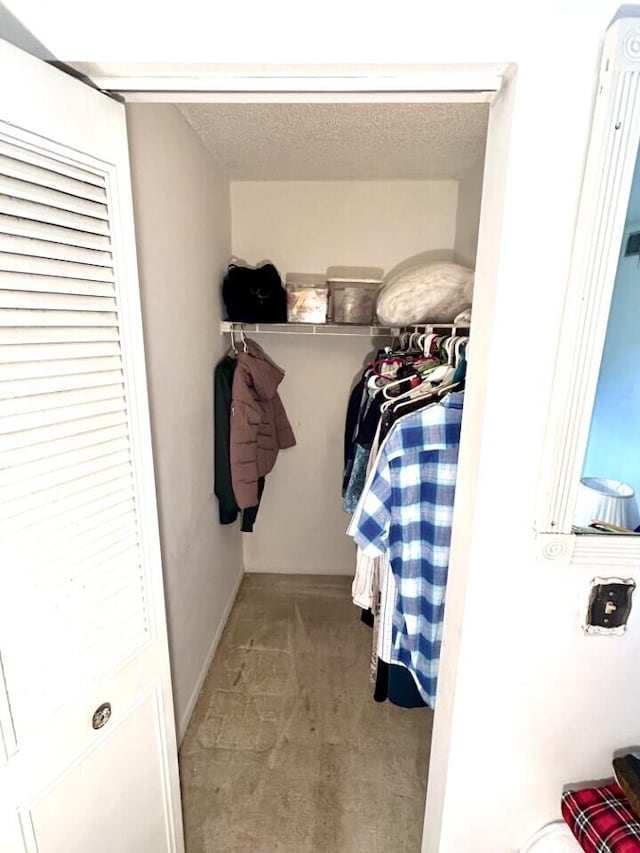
[575,477,640,531]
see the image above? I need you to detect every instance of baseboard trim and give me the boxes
[245,565,353,575]
[177,564,244,744]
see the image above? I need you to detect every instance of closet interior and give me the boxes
[127,99,489,850]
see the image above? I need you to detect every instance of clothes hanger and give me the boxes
[388,388,440,417]
[367,372,389,392]
[454,337,468,366]
[447,335,458,367]
[396,331,409,351]
[441,335,456,364]
[422,332,439,358]
[384,370,447,413]
[381,371,422,400]
[371,354,405,377]
[380,358,451,407]
[453,336,465,365]
[410,330,423,351]
[428,334,444,360]
[391,373,465,417]
[440,335,451,364]
[379,350,443,399]
[434,377,465,399]
[391,378,465,420]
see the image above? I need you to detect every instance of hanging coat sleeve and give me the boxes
[241,477,266,533]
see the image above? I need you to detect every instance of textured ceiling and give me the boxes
[177,103,489,181]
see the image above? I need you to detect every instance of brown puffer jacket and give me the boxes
[230,342,296,508]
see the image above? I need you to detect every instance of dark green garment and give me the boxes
[213,355,263,532]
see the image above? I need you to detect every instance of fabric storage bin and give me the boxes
[285,273,329,323]
[327,266,383,324]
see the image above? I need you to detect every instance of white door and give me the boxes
[0,40,184,853]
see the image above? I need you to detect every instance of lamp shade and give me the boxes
[575,477,640,530]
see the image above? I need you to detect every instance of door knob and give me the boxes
[92,702,112,730]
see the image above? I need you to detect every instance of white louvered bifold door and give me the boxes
[0,40,183,853]
[0,137,147,738]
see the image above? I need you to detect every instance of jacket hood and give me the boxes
[237,343,285,401]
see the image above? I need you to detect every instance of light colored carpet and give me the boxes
[180,573,432,853]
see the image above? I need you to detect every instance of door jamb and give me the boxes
[83,61,516,853]
[69,62,508,104]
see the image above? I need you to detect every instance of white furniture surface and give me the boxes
[520,822,582,852]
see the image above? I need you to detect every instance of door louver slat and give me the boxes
[0,423,129,467]
[0,449,131,502]
[0,153,107,203]
[0,462,133,522]
[0,233,113,267]
[50,540,140,586]
[0,271,115,297]
[0,253,115,282]
[5,491,135,544]
[0,195,110,235]
[0,138,106,188]
[0,213,112,251]
[46,516,138,569]
[0,309,118,327]
[0,381,124,415]
[0,175,108,220]
[0,325,119,344]
[0,355,123,381]
[0,368,124,400]
[0,340,121,363]
[0,410,127,451]
[1,472,134,535]
[0,394,127,435]
[0,434,129,484]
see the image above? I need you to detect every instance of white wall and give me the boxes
[15,2,634,850]
[426,16,629,853]
[231,180,458,275]
[232,180,458,573]
[454,155,485,268]
[127,104,243,739]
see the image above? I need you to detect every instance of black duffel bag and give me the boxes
[222,261,287,323]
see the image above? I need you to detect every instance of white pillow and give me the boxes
[376,260,474,326]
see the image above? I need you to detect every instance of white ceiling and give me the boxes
[177,103,489,181]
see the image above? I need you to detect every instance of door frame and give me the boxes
[70,60,516,853]
[67,62,507,103]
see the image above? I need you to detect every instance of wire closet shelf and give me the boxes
[220,321,471,338]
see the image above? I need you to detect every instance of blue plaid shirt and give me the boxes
[350,392,464,706]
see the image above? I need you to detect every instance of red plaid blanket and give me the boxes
[562,782,640,852]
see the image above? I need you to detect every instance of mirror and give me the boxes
[575,145,640,535]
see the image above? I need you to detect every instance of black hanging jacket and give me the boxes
[213,355,263,532]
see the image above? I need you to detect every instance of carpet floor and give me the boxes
[180,573,432,852]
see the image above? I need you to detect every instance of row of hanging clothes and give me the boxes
[214,327,296,532]
[343,327,468,709]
